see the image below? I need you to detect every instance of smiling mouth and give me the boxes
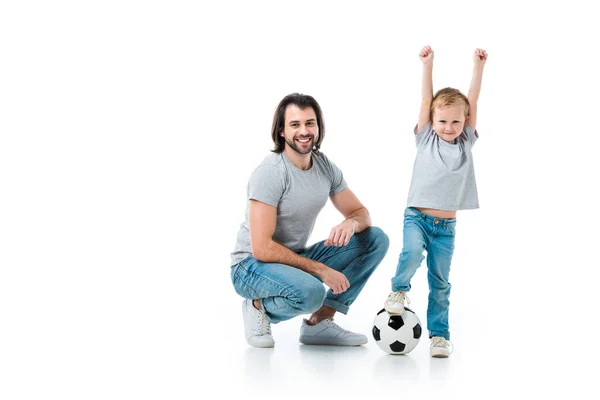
[296,137,312,143]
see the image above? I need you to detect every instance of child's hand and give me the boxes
[473,48,488,66]
[419,45,434,64]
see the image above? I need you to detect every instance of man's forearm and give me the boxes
[253,240,325,275]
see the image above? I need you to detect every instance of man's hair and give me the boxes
[431,87,470,119]
[271,93,325,154]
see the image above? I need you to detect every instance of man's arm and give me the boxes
[326,188,372,247]
[417,45,434,133]
[467,48,488,132]
[248,199,350,294]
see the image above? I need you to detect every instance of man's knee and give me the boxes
[362,226,390,253]
[296,284,326,314]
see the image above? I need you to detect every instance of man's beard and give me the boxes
[284,135,315,155]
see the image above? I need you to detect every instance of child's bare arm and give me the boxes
[417,46,434,133]
[467,48,488,131]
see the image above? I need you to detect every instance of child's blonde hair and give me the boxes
[431,88,470,119]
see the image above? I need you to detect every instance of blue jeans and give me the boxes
[391,207,456,340]
[231,227,389,324]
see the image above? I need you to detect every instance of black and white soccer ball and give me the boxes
[372,307,422,355]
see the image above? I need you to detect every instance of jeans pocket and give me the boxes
[230,260,260,299]
[404,207,418,218]
[445,224,456,236]
[231,262,243,285]
[231,256,252,283]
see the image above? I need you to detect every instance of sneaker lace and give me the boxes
[388,291,410,306]
[256,311,272,336]
[323,318,350,334]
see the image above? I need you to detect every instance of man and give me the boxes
[230,93,389,348]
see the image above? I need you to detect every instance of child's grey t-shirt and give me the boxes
[231,152,347,265]
[406,122,479,211]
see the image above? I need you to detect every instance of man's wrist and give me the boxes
[312,261,327,276]
[345,218,358,230]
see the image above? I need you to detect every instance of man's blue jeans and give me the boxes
[231,227,389,324]
[391,207,456,340]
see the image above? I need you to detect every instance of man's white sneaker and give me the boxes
[384,291,410,314]
[299,318,368,346]
[242,299,274,348]
[430,336,453,358]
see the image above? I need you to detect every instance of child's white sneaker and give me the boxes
[242,299,274,348]
[384,291,410,314]
[430,336,453,358]
[299,318,367,346]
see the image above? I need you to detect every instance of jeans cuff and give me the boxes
[323,298,349,315]
[429,331,450,340]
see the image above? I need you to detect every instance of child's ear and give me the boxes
[465,115,471,124]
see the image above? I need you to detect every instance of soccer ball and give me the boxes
[372,307,422,355]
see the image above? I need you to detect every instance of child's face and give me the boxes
[432,105,467,142]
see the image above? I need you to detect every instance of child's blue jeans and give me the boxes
[391,207,456,340]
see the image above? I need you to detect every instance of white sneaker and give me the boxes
[384,291,410,314]
[430,336,453,358]
[299,318,368,346]
[242,299,274,348]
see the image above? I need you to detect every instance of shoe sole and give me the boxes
[248,339,275,348]
[384,306,405,315]
[299,335,367,346]
[430,351,450,358]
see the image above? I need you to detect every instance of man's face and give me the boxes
[280,105,319,155]
[432,105,467,142]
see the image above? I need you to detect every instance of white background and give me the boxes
[1,1,599,399]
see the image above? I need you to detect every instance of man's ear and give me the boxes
[279,129,284,137]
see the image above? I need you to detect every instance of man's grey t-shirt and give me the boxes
[406,122,479,211]
[231,152,347,265]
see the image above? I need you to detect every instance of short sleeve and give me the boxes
[328,161,347,196]
[247,165,285,207]
[414,122,434,148]
[319,154,347,196]
[462,125,479,146]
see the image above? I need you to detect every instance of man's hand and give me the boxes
[420,45,434,64]
[473,48,488,66]
[318,266,350,294]
[324,219,356,247]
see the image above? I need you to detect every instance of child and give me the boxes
[384,46,487,358]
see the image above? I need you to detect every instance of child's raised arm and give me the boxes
[467,48,488,132]
[417,46,434,133]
